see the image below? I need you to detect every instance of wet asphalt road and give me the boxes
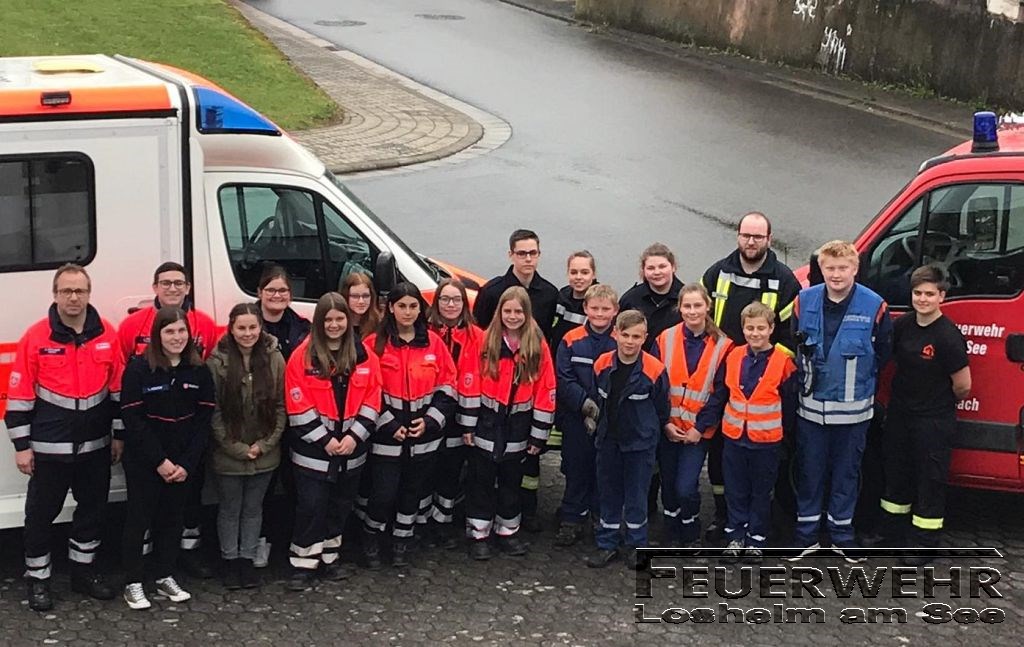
[250,0,956,287]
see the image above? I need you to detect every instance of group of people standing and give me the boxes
[6,213,972,612]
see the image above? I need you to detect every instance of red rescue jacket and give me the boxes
[472,336,556,461]
[118,300,218,361]
[5,305,123,462]
[365,325,457,460]
[285,338,381,481]
[430,322,484,448]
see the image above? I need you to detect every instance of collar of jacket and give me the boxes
[503,265,552,293]
[639,277,683,303]
[384,320,430,348]
[721,248,781,277]
[48,303,104,345]
[584,321,612,339]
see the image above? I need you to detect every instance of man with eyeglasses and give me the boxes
[699,212,801,544]
[472,229,559,533]
[116,261,218,578]
[472,229,558,339]
[6,264,123,610]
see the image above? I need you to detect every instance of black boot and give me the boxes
[26,578,53,611]
[286,569,314,592]
[71,565,115,600]
[496,534,528,556]
[362,530,382,570]
[223,559,242,590]
[239,559,260,589]
[469,539,493,561]
[392,539,410,568]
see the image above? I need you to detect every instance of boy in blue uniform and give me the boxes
[704,302,797,563]
[587,310,670,569]
[789,241,892,562]
[553,285,619,547]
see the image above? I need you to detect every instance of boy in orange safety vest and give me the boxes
[703,302,796,563]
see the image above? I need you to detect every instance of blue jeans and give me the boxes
[657,438,708,543]
[793,418,868,546]
[596,443,656,550]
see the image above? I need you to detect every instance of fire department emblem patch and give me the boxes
[463,374,473,388]
[9,371,20,387]
[290,387,302,402]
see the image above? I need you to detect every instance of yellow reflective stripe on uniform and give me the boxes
[713,273,730,326]
[777,300,795,322]
[760,292,778,311]
[521,475,540,491]
[880,499,912,514]
[912,515,943,530]
[547,428,563,447]
[711,485,725,496]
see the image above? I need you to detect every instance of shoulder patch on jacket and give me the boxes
[594,351,615,374]
[640,352,665,382]
[563,325,589,347]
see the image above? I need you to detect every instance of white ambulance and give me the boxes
[0,55,482,528]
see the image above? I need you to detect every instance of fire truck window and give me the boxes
[218,185,329,300]
[932,184,1024,299]
[0,155,94,272]
[862,198,923,307]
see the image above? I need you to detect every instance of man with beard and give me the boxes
[700,212,800,544]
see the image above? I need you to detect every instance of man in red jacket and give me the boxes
[118,261,217,578]
[6,264,123,610]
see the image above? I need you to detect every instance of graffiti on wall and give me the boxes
[817,24,851,74]
[793,0,818,21]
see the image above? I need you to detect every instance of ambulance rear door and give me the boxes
[857,170,1024,491]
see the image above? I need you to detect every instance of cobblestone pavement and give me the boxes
[0,452,1020,645]
[232,2,510,174]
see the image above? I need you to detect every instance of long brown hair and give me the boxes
[426,278,475,329]
[482,286,544,382]
[145,307,201,370]
[306,292,358,375]
[374,282,427,356]
[340,272,381,339]
[677,282,724,340]
[217,303,278,441]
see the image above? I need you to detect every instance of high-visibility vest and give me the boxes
[721,344,796,443]
[656,325,731,438]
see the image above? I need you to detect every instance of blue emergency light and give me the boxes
[193,86,280,136]
[972,111,999,153]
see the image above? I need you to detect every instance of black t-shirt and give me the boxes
[891,314,968,416]
[605,358,635,440]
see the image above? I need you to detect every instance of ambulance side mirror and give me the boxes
[373,251,397,301]
[1007,334,1024,363]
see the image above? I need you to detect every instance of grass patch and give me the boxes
[0,0,338,130]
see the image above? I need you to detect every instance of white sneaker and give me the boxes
[785,542,821,562]
[154,576,191,602]
[123,582,151,610]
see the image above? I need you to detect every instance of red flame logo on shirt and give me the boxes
[920,344,935,360]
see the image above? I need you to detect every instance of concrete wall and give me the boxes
[576,0,1024,107]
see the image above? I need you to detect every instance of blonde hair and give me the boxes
[740,301,775,326]
[816,240,859,263]
[482,286,545,382]
[615,309,647,331]
[677,283,725,339]
[584,284,618,305]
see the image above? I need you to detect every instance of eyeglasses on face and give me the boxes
[349,293,373,301]
[156,280,188,289]
[55,288,90,298]
[512,250,540,258]
[738,233,768,243]
[262,287,291,296]
[438,296,463,305]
